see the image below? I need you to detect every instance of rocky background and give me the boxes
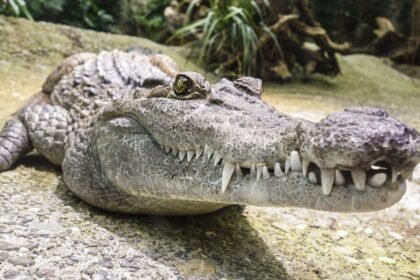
[0,17,419,279]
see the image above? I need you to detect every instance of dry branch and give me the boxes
[254,0,350,79]
[258,14,299,48]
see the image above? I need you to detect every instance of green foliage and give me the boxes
[0,0,33,20]
[171,0,280,77]
[127,0,171,42]
[28,0,65,15]
[71,0,114,29]
[0,0,114,31]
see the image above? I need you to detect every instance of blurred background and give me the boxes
[1,0,419,80]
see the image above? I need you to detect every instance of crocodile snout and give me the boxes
[298,107,419,195]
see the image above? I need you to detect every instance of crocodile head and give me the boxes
[73,72,419,214]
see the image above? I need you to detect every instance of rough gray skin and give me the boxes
[0,50,419,215]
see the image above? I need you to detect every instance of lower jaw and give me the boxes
[117,170,406,213]
[212,172,407,212]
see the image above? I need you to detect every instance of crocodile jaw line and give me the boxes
[157,140,407,195]
[97,131,408,213]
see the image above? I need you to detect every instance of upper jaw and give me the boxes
[155,116,417,199]
[143,104,416,199]
[100,99,416,210]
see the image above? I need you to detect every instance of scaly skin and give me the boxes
[0,50,418,215]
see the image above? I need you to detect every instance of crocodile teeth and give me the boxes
[222,162,236,193]
[205,145,214,160]
[236,164,243,176]
[401,169,413,180]
[187,150,194,162]
[165,146,170,153]
[290,151,302,171]
[368,173,387,187]
[195,147,203,159]
[213,151,222,166]
[351,169,366,191]
[250,163,256,177]
[179,150,186,161]
[321,168,334,195]
[302,159,310,176]
[274,162,283,177]
[392,168,398,183]
[203,144,210,157]
[308,172,317,184]
[285,158,291,174]
[256,163,264,181]
[263,166,270,179]
[172,147,178,156]
[335,170,345,186]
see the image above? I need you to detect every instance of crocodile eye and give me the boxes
[173,76,192,95]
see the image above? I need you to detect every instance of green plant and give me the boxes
[75,0,113,29]
[128,0,171,42]
[171,0,281,77]
[0,0,33,20]
[24,0,65,22]
[0,0,114,31]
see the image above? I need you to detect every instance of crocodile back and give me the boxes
[49,50,179,131]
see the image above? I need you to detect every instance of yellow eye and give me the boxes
[174,76,191,95]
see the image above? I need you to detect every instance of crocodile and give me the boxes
[0,50,418,215]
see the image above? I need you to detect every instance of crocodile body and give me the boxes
[0,50,418,215]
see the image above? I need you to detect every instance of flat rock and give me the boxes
[7,256,35,267]
[29,221,65,237]
[0,241,37,251]
[3,270,20,279]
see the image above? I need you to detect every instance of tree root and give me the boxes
[256,0,350,80]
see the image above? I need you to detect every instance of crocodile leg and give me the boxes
[0,117,33,171]
[0,92,55,171]
[20,104,71,166]
[0,52,94,172]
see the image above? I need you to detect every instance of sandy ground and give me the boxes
[0,16,419,279]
